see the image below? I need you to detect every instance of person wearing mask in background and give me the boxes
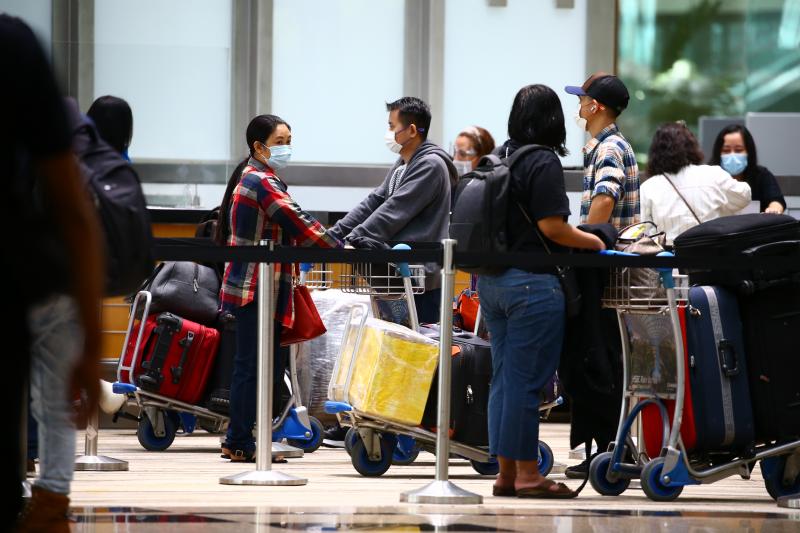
[562,72,639,480]
[708,124,785,214]
[484,84,605,499]
[215,115,342,462]
[329,97,456,324]
[452,125,496,177]
[642,122,751,244]
[2,14,105,531]
[87,95,133,161]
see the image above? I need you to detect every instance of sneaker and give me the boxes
[322,425,347,448]
[565,458,589,479]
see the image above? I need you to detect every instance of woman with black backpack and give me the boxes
[480,85,604,499]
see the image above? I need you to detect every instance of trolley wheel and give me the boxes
[392,436,421,466]
[470,458,500,476]
[640,457,684,502]
[589,451,631,496]
[137,410,179,451]
[761,455,800,500]
[344,427,358,455]
[538,441,555,477]
[350,433,396,477]
[287,416,324,453]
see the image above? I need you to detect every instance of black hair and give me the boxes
[647,122,704,177]
[708,124,758,177]
[386,97,431,140]
[87,95,133,154]
[214,114,290,246]
[507,84,568,157]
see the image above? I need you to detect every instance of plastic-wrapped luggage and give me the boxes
[295,290,371,425]
[329,317,439,426]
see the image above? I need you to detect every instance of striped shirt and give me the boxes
[220,158,341,327]
[580,123,640,229]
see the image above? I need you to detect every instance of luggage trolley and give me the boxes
[590,250,800,501]
[324,245,560,477]
[111,263,331,453]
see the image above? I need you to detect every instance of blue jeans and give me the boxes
[478,269,564,461]
[28,295,83,494]
[225,301,288,454]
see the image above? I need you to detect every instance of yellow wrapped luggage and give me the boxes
[330,317,439,425]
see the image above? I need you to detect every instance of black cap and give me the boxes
[565,73,630,115]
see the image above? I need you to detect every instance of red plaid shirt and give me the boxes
[220,158,341,327]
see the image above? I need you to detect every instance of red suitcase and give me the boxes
[121,312,220,404]
[641,306,698,458]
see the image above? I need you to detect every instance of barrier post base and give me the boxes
[778,494,800,508]
[400,480,482,504]
[272,442,304,459]
[219,470,307,486]
[74,455,129,471]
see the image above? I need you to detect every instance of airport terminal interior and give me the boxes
[4,0,800,531]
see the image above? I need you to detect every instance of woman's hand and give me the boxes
[764,201,784,214]
[587,234,606,252]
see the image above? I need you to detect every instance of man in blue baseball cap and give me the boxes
[562,72,640,481]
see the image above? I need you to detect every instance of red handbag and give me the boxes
[456,290,480,332]
[280,285,327,346]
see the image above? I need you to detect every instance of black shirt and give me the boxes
[499,140,571,269]
[743,165,786,212]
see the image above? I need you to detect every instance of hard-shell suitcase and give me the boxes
[740,281,800,442]
[641,306,698,458]
[685,286,755,453]
[420,325,492,446]
[121,312,220,404]
[202,312,236,414]
[673,214,800,286]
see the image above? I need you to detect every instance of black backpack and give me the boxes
[72,119,154,296]
[449,144,549,274]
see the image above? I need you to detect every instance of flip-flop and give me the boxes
[516,481,577,499]
[492,485,517,497]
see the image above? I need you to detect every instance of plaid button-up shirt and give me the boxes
[580,124,640,230]
[220,158,342,328]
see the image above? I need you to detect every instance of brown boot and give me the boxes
[15,486,71,533]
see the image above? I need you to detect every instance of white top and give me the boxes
[640,164,752,243]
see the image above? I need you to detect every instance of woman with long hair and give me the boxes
[216,114,341,462]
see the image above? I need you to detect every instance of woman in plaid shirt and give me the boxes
[215,115,342,461]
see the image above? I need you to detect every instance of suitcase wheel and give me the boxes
[641,458,685,502]
[761,454,800,500]
[350,433,396,477]
[137,410,179,451]
[589,451,631,496]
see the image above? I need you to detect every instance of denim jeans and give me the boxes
[225,300,288,454]
[478,269,564,461]
[28,295,83,494]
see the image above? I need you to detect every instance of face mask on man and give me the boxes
[453,160,472,176]
[574,102,590,131]
[384,126,410,154]
[721,153,747,177]
[267,144,292,170]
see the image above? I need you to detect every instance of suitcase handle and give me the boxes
[171,331,195,384]
[717,339,739,377]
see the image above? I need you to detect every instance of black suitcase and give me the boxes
[686,286,755,453]
[420,325,493,446]
[202,312,236,414]
[673,214,800,286]
[739,281,800,442]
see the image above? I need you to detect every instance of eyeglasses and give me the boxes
[452,148,477,158]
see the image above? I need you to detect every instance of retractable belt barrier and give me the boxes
[153,237,800,271]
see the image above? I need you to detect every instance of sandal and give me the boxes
[516,480,577,499]
[492,485,517,497]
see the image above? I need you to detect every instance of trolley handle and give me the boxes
[600,249,676,289]
[391,243,413,278]
[298,262,313,285]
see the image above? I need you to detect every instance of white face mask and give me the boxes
[453,160,472,176]
[384,128,403,154]
[574,103,588,131]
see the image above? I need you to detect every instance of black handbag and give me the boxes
[139,261,221,326]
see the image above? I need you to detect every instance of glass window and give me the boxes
[442,0,589,167]
[271,0,405,165]
[94,0,232,161]
[0,0,52,52]
[618,0,800,165]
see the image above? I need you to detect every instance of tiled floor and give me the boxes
[57,423,800,531]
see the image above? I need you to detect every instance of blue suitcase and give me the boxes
[686,286,755,454]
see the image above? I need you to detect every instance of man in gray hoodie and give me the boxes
[329,97,456,323]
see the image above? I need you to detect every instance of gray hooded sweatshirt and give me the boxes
[329,140,457,288]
